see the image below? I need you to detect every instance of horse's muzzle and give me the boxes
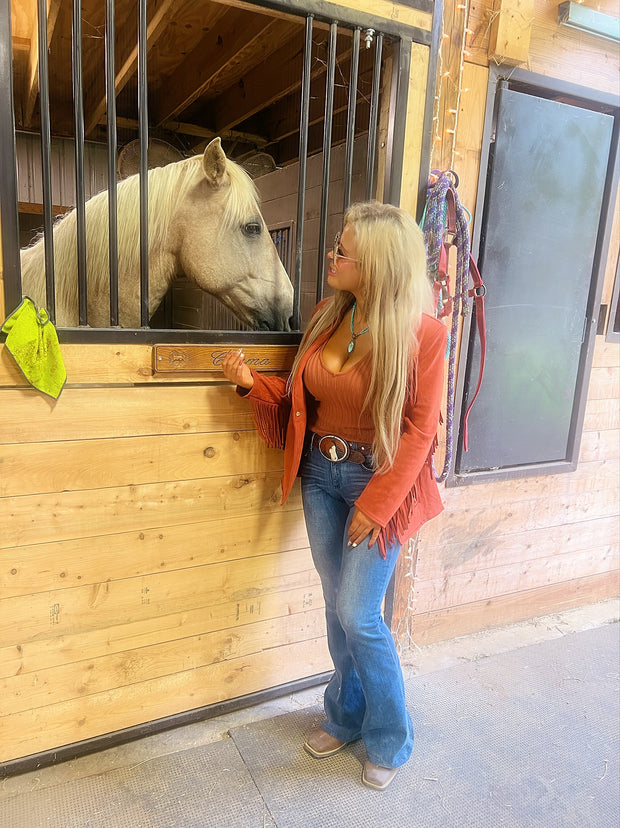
[254,313,292,332]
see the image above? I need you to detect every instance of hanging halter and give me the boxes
[421,170,487,483]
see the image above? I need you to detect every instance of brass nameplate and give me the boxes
[153,344,297,374]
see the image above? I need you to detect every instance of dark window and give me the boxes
[451,70,620,485]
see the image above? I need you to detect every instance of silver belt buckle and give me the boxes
[318,434,349,463]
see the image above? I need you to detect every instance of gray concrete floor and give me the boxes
[1,598,618,827]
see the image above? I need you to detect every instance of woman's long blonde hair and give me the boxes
[289,200,433,473]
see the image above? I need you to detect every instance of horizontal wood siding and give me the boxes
[409,337,619,647]
[0,367,331,763]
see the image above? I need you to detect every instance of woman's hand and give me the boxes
[347,507,381,549]
[221,349,254,390]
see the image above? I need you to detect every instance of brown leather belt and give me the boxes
[310,433,372,467]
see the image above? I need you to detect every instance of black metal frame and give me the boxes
[105,0,119,325]
[0,0,439,343]
[0,670,333,778]
[0,0,20,316]
[446,65,620,488]
[36,0,54,318]
[71,0,88,325]
[606,254,620,344]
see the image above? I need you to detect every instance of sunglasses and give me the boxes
[332,231,359,265]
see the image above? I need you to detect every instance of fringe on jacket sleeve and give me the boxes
[375,436,439,559]
[376,486,418,559]
[248,396,291,450]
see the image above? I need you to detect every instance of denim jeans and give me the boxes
[300,443,414,769]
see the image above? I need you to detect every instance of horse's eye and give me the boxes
[243,222,262,237]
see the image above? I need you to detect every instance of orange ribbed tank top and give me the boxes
[303,344,375,443]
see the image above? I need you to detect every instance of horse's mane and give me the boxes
[20,152,260,321]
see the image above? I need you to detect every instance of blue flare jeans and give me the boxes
[300,443,414,769]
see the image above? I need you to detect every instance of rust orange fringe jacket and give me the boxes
[238,309,447,557]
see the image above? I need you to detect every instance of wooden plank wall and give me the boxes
[393,0,620,648]
[0,348,332,763]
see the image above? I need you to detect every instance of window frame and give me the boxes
[446,64,620,488]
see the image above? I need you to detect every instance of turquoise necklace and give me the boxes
[347,300,369,354]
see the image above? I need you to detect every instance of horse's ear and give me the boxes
[202,138,227,188]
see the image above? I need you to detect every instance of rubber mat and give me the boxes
[2,624,617,827]
[0,737,275,828]
[228,623,619,828]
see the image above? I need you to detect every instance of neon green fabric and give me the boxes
[2,297,66,399]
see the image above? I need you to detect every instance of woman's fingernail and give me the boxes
[347,540,352,547]
[352,542,357,548]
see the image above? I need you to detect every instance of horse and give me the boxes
[20,138,294,331]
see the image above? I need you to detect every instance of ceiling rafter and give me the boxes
[152,8,280,126]
[262,60,375,144]
[213,29,352,134]
[108,115,268,150]
[84,0,175,137]
[22,0,62,128]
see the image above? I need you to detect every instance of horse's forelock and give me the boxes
[220,159,261,231]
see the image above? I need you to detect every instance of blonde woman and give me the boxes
[221,201,446,790]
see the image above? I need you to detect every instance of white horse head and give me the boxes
[20,138,294,330]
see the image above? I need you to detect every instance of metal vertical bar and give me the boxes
[316,21,338,304]
[342,27,360,213]
[383,36,411,207]
[416,0,442,221]
[138,0,149,326]
[37,0,55,320]
[365,32,383,201]
[0,0,21,314]
[106,0,119,326]
[293,14,313,331]
[72,0,88,325]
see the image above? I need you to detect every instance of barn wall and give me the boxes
[0,0,432,766]
[0,349,332,763]
[392,0,620,648]
[15,132,109,208]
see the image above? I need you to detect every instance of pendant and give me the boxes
[347,340,355,354]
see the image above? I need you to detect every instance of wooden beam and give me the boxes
[274,98,370,165]
[488,0,535,66]
[84,0,175,137]
[214,29,350,134]
[432,0,469,172]
[162,120,268,147]
[262,56,376,144]
[109,116,268,149]
[11,36,30,53]
[22,0,61,128]
[152,9,280,126]
[18,200,70,216]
